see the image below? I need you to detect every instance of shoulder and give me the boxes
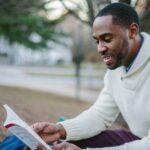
[140,32,150,58]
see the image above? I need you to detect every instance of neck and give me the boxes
[125,34,142,68]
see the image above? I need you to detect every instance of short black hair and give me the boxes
[95,3,140,28]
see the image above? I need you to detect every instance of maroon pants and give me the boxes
[70,129,140,149]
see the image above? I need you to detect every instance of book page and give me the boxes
[3,104,51,150]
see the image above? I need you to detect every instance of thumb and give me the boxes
[52,142,67,150]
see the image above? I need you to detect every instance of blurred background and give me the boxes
[0,0,149,141]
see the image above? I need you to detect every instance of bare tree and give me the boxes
[136,0,150,32]
[119,0,131,4]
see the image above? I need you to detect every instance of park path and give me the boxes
[0,65,105,102]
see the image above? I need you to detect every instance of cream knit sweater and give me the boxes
[60,33,150,149]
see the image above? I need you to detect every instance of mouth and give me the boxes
[102,55,114,64]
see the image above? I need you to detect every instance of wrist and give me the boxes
[56,123,66,139]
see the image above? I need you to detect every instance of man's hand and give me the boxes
[31,122,66,143]
[52,141,82,150]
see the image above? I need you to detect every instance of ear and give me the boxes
[128,23,139,39]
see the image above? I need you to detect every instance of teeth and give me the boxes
[105,56,110,60]
[103,56,112,63]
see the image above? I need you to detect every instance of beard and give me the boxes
[107,39,130,70]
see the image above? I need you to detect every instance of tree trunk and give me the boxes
[119,0,131,4]
[86,0,95,26]
[136,0,150,33]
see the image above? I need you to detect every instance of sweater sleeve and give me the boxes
[87,135,150,150]
[60,71,120,141]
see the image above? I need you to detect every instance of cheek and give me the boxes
[110,41,123,56]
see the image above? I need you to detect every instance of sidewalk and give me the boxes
[0,65,104,102]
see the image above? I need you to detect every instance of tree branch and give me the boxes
[59,0,90,25]
[86,0,95,26]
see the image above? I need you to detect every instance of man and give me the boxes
[32,3,150,150]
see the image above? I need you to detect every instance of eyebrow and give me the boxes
[93,33,111,40]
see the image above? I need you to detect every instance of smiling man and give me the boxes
[93,15,140,70]
[32,3,150,150]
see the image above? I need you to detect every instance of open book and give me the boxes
[3,104,51,150]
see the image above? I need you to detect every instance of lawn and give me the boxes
[0,84,127,142]
[0,85,91,141]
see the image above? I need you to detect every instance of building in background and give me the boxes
[0,36,72,66]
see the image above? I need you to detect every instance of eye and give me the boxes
[93,38,99,44]
[95,40,99,44]
[103,34,112,43]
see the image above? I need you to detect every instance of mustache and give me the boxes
[100,52,114,58]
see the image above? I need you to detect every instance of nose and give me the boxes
[97,42,107,53]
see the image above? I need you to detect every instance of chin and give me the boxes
[107,66,117,70]
[107,64,120,70]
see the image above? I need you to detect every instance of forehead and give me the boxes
[92,15,123,37]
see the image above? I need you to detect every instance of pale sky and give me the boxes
[45,0,88,20]
[45,0,138,20]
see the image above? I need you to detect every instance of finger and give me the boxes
[42,124,59,134]
[35,144,47,150]
[52,142,67,150]
[53,140,63,145]
[31,122,50,132]
[40,132,60,143]
[53,141,60,145]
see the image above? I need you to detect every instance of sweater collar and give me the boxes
[125,34,144,72]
